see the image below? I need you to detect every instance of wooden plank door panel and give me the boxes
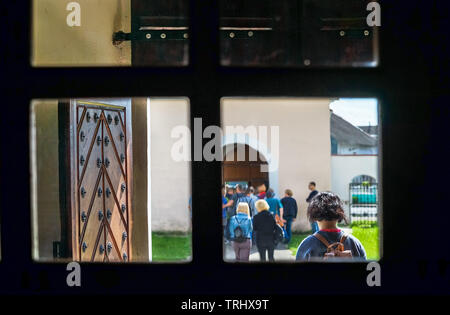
[67,100,133,262]
[92,226,106,262]
[131,0,189,66]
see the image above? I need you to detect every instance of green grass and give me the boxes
[288,233,310,256]
[351,225,379,260]
[151,227,379,261]
[287,226,380,260]
[152,232,192,262]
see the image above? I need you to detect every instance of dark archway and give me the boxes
[222,144,269,188]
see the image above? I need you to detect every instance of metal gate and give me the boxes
[349,175,378,226]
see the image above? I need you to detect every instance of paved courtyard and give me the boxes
[223,227,353,262]
[224,242,295,262]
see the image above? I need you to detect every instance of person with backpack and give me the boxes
[224,185,244,243]
[265,189,287,245]
[280,189,298,244]
[265,189,285,221]
[239,187,256,217]
[248,186,258,217]
[229,184,246,216]
[253,199,277,262]
[228,202,253,262]
[296,192,367,261]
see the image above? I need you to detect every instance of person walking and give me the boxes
[248,186,258,217]
[256,183,267,199]
[222,187,233,242]
[280,189,298,244]
[296,192,367,261]
[265,189,285,223]
[229,184,247,215]
[306,181,319,233]
[228,202,253,262]
[224,184,246,243]
[253,199,277,262]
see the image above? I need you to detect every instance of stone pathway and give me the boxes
[224,242,295,262]
[223,228,353,262]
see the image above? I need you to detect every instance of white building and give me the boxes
[330,112,379,220]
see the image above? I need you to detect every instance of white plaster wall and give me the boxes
[32,0,131,66]
[221,98,332,232]
[337,143,377,155]
[330,155,378,216]
[150,99,191,232]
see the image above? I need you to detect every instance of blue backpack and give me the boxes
[233,217,247,243]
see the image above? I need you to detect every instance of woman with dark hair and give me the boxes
[296,192,367,261]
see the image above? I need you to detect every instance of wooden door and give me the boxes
[220,0,378,67]
[131,0,189,66]
[301,0,379,67]
[220,0,300,67]
[60,100,133,262]
[222,144,269,188]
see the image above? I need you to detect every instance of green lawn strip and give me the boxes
[152,232,192,262]
[351,226,379,260]
[288,227,379,260]
[288,233,311,256]
[151,227,379,261]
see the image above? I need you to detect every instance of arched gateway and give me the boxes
[222,144,269,189]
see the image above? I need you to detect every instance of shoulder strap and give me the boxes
[313,232,330,248]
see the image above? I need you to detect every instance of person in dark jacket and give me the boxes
[306,181,319,233]
[296,191,367,261]
[280,189,298,244]
[253,199,277,262]
[229,184,246,216]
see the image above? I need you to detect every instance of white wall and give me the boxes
[32,0,131,66]
[337,143,377,155]
[222,98,332,232]
[331,155,378,216]
[150,99,191,232]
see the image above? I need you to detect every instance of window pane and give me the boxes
[32,0,189,67]
[221,97,380,262]
[30,98,192,262]
[220,0,379,67]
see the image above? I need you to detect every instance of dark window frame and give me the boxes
[0,0,439,296]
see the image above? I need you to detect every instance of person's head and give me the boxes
[237,202,250,216]
[249,186,255,195]
[265,188,275,199]
[255,199,270,213]
[307,191,348,224]
[235,184,243,193]
[257,183,266,193]
[227,187,234,195]
[308,181,316,191]
[245,187,252,196]
[285,189,293,197]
